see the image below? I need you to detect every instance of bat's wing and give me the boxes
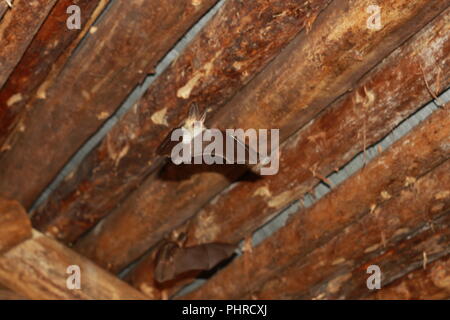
[155,242,236,283]
[199,130,260,165]
[154,242,178,283]
[157,128,181,157]
[172,243,236,277]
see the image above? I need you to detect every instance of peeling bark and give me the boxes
[368,255,450,300]
[0,230,147,300]
[0,0,219,208]
[183,107,450,299]
[125,8,450,296]
[0,198,32,254]
[250,161,450,299]
[0,0,58,88]
[75,0,449,273]
[0,0,109,149]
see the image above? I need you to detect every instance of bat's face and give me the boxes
[157,104,206,157]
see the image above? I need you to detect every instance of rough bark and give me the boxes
[183,107,450,299]
[0,0,109,149]
[368,255,450,300]
[249,161,450,299]
[126,7,450,298]
[33,0,334,243]
[75,0,449,273]
[0,198,32,254]
[0,0,218,208]
[0,0,58,88]
[0,284,27,300]
[0,2,8,21]
[0,230,147,300]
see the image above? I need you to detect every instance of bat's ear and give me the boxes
[200,110,207,123]
[188,103,200,120]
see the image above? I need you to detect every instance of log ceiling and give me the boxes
[0,0,449,300]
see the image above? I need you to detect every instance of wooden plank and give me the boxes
[247,161,450,299]
[0,0,219,208]
[183,107,450,299]
[74,0,450,273]
[368,255,450,300]
[0,198,32,254]
[0,230,147,300]
[0,0,110,149]
[126,7,450,298]
[33,0,334,243]
[0,0,58,88]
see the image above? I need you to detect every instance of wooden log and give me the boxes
[247,160,450,299]
[368,255,450,300]
[75,0,450,273]
[0,198,32,254]
[126,7,450,298]
[0,2,8,20]
[0,284,27,300]
[33,0,334,243]
[183,107,450,299]
[0,0,58,88]
[0,230,147,300]
[0,0,218,208]
[0,0,109,149]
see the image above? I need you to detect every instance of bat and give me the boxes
[157,104,260,165]
[154,241,236,283]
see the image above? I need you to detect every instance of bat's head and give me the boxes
[181,104,206,138]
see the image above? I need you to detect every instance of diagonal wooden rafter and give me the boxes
[368,255,450,300]
[74,0,450,274]
[0,197,146,300]
[0,230,148,300]
[0,0,58,88]
[32,0,334,243]
[0,0,219,208]
[125,7,450,297]
[0,0,111,150]
[0,198,32,254]
[183,106,450,299]
[247,161,450,299]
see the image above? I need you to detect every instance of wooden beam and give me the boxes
[125,7,450,298]
[0,230,147,300]
[0,0,58,88]
[0,2,8,21]
[0,0,219,208]
[74,0,449,273]
[0,284,27,300]
[182,106,450,299]
[0,0,110,149]
[247,161,450,299]
[0,198,32,254]
[368,255,450,300]
[33,0,334,243]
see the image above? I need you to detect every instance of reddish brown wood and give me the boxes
[183,107,450,299]
[0,0,218,208]
[0,284,27,300]
[0,0,108,149]
[125,8,450,296]
[75,0,449,273]
[0,230,147,300]
[0,198,32,254]
[0,0,58,88]
[248,160,450,299]
[0,2,8,20]
[33,0,333,243]
[368,255,450,300]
